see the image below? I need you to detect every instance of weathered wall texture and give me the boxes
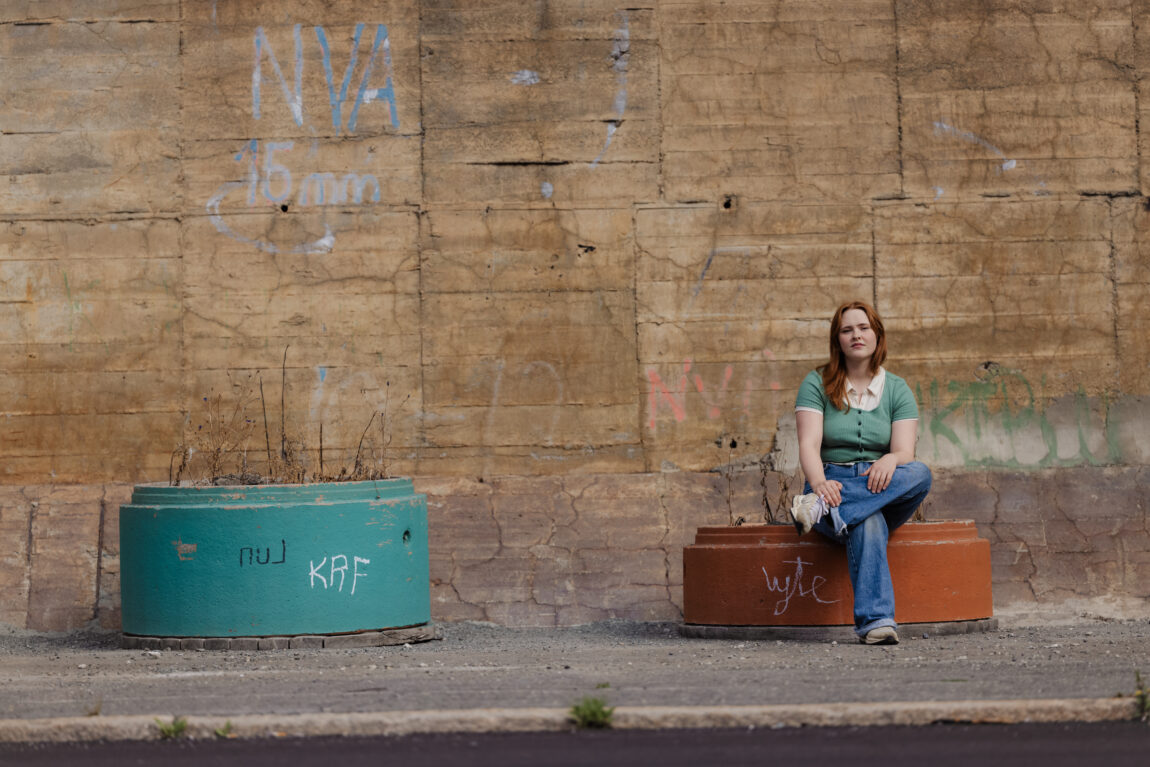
[2,1,1149,630]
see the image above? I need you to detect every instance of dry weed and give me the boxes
[171,359,410,486]
[172,372,260,485]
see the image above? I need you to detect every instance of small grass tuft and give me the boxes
[214,720,235,739]
[156,716,188,740]
[569,696,615,729]
[1136,670,1149,722]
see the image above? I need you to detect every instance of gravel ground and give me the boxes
[1,618,1148,721]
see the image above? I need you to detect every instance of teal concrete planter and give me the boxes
[119,479,429,638]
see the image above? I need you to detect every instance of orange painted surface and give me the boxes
[682,521,993,626]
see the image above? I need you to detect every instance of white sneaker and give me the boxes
[790,493,828,536]
[861,626,899,645]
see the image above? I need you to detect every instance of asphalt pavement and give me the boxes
[4,723,1150,766]
[0,618,1147,742]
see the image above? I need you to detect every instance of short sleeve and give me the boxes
[889,376,919,421]
[795,370,827,413]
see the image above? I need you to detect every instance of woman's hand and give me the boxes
[797,410,842,505]
[862,454,899,493]
[811,479,843,507]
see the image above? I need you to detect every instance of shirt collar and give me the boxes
[845,367,885,396]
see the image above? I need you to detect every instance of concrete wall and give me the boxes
[2,1,1149,630]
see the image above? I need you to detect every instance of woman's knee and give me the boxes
[849,511,889,544]
[897,461,932,490]
[861,512,887,534]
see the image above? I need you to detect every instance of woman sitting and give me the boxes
[791,300,933,645]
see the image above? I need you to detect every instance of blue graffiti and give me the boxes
[316,25,361,131]
[348,24,398,133]
[252,25,303,125]
[253,23,399,133]
[298,171,380,206]
[207,181,335,255]
[231,139,381,208]
[209,22,398,254]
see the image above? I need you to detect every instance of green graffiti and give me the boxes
[1102,390,1122,463]
[60,269,105,354]
[918,369,1117,469]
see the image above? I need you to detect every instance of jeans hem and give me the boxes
[829,507,847,536]
[855,618,898,637]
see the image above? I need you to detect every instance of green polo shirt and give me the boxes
[795,369,919,464]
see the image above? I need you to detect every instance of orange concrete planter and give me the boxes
[683,520,992,626]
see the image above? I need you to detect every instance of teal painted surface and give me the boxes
[119,479,429,637]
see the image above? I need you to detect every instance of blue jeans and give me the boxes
[805,461,932,637]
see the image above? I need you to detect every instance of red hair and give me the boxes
[820,300,887,412]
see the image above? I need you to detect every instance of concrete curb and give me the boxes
[0,698,1140,743]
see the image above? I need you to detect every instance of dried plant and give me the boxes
[171,351,411,486]
[169,444,189,487]
[714,434,742,526]
[264,431,308,484]
[172,372,259,485]
[341,381,413,481]
[350,410,381,480]
[759,452,793,525]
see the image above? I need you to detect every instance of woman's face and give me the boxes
[837,308,877,364]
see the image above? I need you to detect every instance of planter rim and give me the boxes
[134,478,412,489]
[690,519,982,545]
[128,478,418,507]
[695,520,975,528]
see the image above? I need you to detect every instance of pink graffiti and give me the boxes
[645,349,783,431]
[694,364,733,420]
[762,347,782,391]
[647,360,690,430]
